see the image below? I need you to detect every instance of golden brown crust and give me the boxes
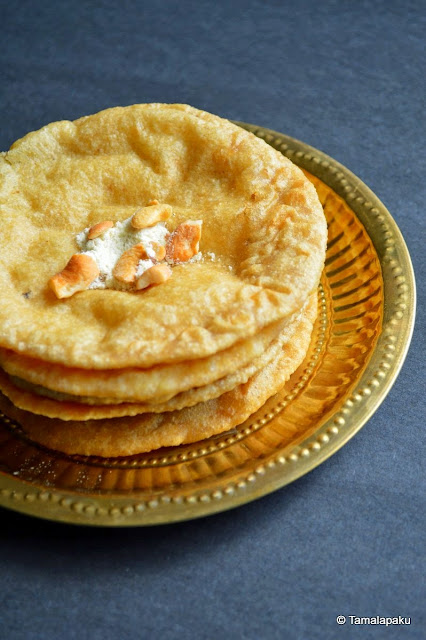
[0,293,316,456]
[0,295,316,419]
[0,103,326,458]
[0,104,326,368]
[0,318,287,401]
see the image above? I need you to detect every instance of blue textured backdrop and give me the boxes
[1,1,424,638]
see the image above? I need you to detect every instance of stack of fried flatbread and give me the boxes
[0,104,326,456]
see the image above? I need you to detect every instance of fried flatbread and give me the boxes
[0,317,287,402]
[0,104,326,369]
[0,291,316,456]
[0,296,316,418]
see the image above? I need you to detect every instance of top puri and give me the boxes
[0,104,326,370]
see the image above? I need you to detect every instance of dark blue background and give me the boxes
[1,1,424,638]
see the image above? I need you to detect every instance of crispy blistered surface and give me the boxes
[0,303,304,418]
[0,104,326,368]
[0,316,288,402]
[3,297,315,418]
[0,296,317,455]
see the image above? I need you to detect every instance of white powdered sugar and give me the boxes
[76,215,169,290]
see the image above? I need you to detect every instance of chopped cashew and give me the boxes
[49,254,100,299]
[131,203,172,229]
[147,241,166,261]
[113,243,150,283]
[87,220,114,240]
[166,220,202,263]
[136,264,172,289]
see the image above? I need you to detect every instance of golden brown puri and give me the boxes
[0,104,326,369]
[0,296,316,419]
[0,104,327,457]
[0,293,317,456]
[0,317,287,403]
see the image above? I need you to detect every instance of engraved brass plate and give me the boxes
[0,124,415,526]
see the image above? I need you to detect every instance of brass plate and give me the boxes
[0,124,415,526]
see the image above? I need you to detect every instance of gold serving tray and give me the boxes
[0,124,415,526]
